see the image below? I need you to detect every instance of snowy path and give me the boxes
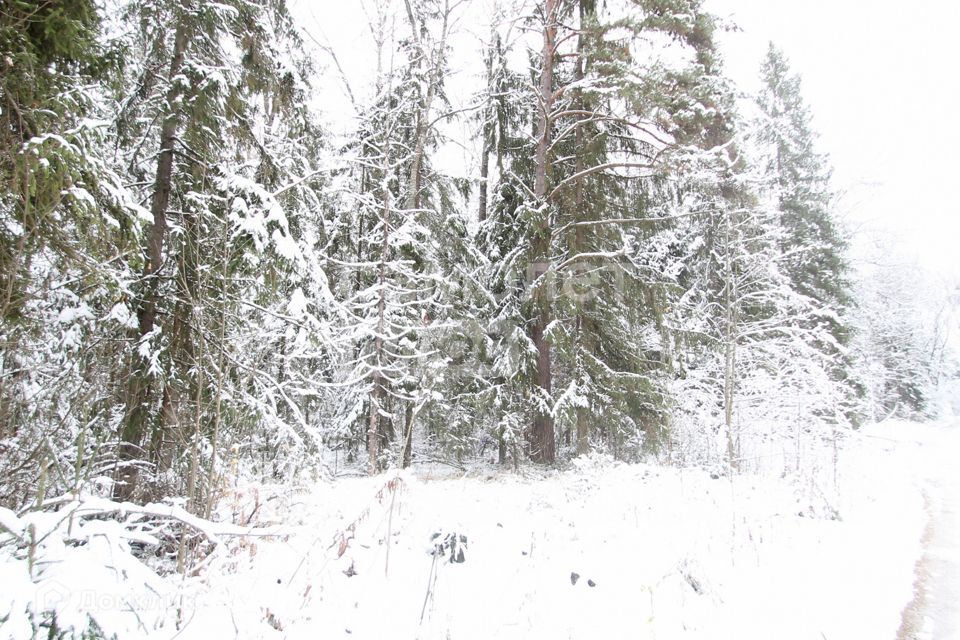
[898,424,960,640]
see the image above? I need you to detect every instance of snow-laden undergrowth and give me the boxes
[3,422,953,640]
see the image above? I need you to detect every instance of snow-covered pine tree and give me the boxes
[0,0,141,508]
[755,44,856,399]
[473,9,541,466]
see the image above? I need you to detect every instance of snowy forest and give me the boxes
[1,0,958,638]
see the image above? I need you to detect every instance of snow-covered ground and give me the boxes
[2,421,957,640]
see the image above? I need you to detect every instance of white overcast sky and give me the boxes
[707,0,960,280]
[291,0,960,279]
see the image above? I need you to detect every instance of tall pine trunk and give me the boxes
[529,0,558,464]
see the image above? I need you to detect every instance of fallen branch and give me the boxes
[19,495,284,548]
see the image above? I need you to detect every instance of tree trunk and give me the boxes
[153,202,201,476]
[531,317,555,463]
[478,32,497,223]
[204,213,229,519]
[573,0,593,458]
[723,205,739,473]
[529,0,558,464]
[368,225,388,474]
[118,24,188,501]
[367,1,392,476]
[369,133,392,474]
[479,117,492,223]
[367,376,382,474]
[401,402,414,468]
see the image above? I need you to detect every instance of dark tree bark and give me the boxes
[368,150,391,475]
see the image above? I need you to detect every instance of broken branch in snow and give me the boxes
[21,496,284,548]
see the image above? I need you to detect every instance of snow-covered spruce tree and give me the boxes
[391,0,491,469]
[327,0,476,473]
[0,1,143,508]
[113,0,333,503]
[469,6,540,467]
[755,44,856,404]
